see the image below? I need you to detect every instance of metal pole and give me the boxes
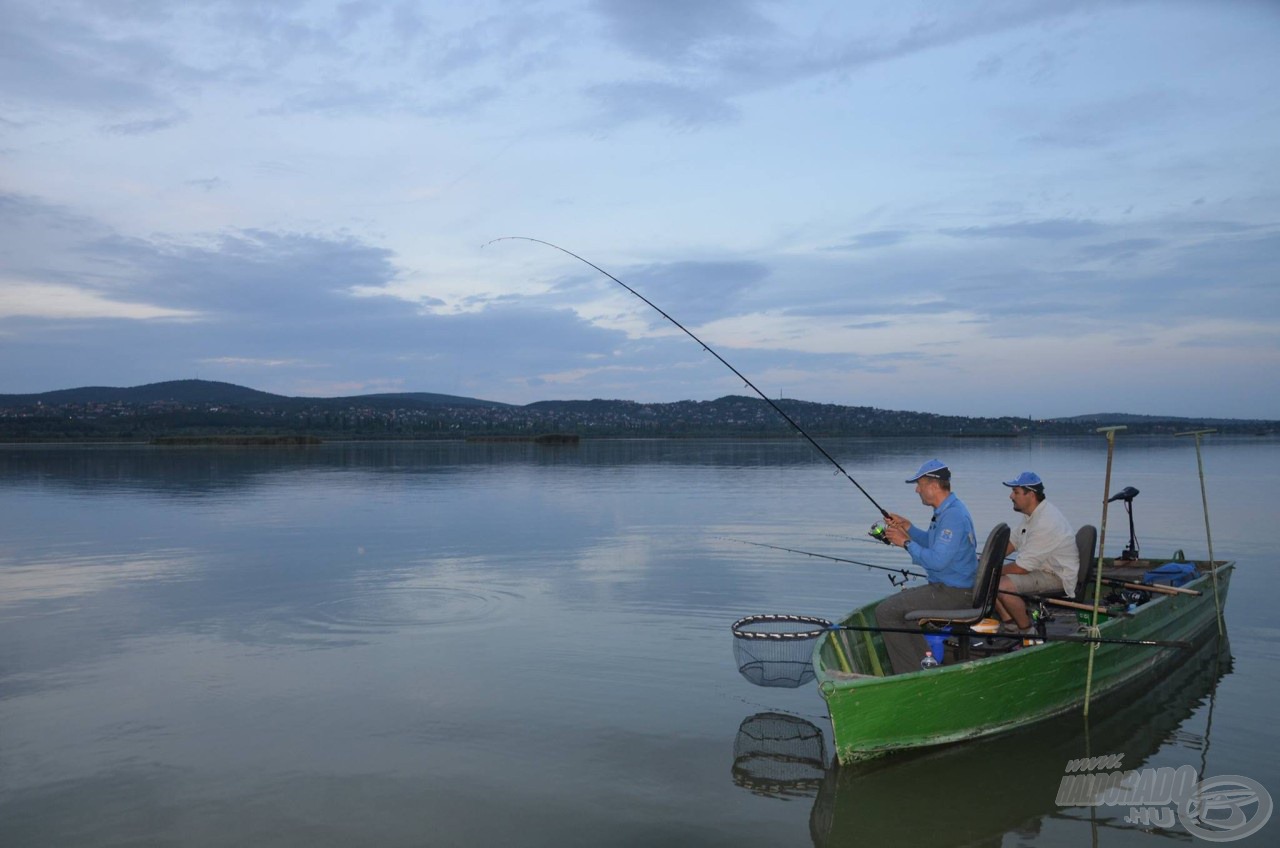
[1176,429,1224,636]
[1085,426,1126,717]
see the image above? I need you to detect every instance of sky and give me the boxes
[1,0,1277,419]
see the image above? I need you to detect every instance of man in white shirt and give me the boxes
[994,471,1079,635]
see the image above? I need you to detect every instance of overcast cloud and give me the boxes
[1,0,1277,418]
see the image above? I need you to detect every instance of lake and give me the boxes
[1,435,1276,847]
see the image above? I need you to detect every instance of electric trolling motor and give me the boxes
[1107,485,1141,561]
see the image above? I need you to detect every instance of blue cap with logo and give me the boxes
[906,459,950,483]
[1003,471,1044,489]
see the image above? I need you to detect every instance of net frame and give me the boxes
[731,614,833,639]
[731,614,833,688]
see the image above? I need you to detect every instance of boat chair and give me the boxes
[1069,524,1098,602]
[1025,524,1098,603]
[1009,524,1098,640]
[905,522,1011,662]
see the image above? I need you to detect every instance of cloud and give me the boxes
[0,281,196,320]
[185,178,226,192]
[0,194,968,400]
[1077,238,1165,261]
[541,257,770,329]
[0,198,643,396]
[0,193,117,285]
[1176,330,1279,351]
[583,81,740,128]
[0,0,560,126]
[1019,89,1196,150]
[617,259,769,325]
[940,219,1106,240]
[594,0,1114,86]
[823,230,910,251]
[78,229,401,320]
[199,356,314,368]
[102,113,188,135]
[0,5,180,114]
[579,1,1122,131]
[592,0,776,64]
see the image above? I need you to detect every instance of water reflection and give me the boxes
[2,436,1270,847]
[732,636,1233,847]
[8,435,1239,497]
[732,712,828,799]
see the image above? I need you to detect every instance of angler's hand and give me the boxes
[886,512,912,532]
[884,525,910,548]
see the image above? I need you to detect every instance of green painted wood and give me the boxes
[814,561,1233,763]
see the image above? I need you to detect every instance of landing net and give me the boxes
[731,614,832,688]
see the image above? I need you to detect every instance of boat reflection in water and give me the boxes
[732,634,1232,847]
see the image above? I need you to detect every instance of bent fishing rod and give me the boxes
[486,236,890,518]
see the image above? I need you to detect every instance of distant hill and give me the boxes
[1052,412,1271,426]
[0,380,1275,441]
[325,391,511,410]
[0,380,510,412]
[0,380,283,407]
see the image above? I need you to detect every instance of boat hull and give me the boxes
[815,562,1232,763]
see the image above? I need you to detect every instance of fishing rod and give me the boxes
[823,622,1191,650]
[720,537,924,585]
[487,236,891,518]
[817,532,888,548]
[999,589,1134,618]
[1101,578,1199,597]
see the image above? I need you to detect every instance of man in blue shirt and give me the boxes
[877,459,978,674]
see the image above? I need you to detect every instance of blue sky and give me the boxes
[1,0,1277,418]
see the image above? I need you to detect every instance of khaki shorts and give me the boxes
[1007,570,1066,594]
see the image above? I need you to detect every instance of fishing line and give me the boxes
[486,236,890,518]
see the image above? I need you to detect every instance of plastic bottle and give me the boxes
[920,650,940,670]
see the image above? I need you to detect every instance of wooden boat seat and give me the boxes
[905,522,1011,660]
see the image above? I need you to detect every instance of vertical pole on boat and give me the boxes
[1176,429,1224,636]
[1084,425,1126,717]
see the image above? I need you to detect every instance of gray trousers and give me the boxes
[874,583,973,675]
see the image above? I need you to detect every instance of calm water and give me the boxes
[1,436,1276,847]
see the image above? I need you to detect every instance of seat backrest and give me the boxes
[1073,524,1098,601]
[973,522,1012,613]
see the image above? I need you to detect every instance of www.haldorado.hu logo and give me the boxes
[1056,754,1272,842]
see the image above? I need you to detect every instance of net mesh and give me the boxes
[731,712,826,798]
[731,614,832,688]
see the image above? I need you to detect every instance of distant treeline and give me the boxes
[152,435,323,446]
[1,381,1273,441]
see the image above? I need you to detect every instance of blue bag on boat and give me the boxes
[1141,562,1199,588]
[923,633,947,666]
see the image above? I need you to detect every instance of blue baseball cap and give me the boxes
[906,459,950,482]
[1003,471,1044,489]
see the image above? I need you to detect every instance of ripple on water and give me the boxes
[241,582,522,649]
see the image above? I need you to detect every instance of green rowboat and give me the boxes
[814,558,1232,764]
